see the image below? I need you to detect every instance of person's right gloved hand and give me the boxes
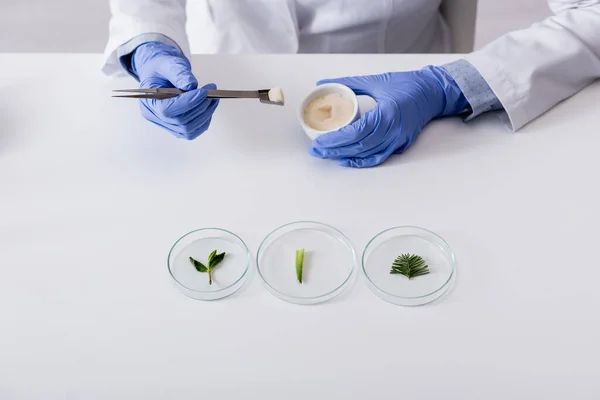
[130,41,219,140]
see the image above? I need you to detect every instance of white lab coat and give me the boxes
[104,0,455,59]
[104,0,600,131]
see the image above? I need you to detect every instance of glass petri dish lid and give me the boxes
[362,226,456,306]
[257,221,356,305]
[167,228,250,301]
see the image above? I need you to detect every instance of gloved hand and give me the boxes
[129,41,219,140]
[309,66,468,168]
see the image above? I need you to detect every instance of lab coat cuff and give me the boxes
[102,24,190,77]
[464,52,529,131]
[115,33,183,80]
[441,59,505,123]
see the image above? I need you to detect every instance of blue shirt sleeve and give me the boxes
[441,59,504,121]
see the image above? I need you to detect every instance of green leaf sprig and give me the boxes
[189,250,226,285]
[390,253,429,279]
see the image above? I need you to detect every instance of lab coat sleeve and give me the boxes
[102,0,189,76]
[465,0,600,130]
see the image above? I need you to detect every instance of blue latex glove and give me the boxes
[128,41,219,140]
[309,66,468,168]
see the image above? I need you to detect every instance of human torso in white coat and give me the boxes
[105,0,600,131]
[186,0,449,54]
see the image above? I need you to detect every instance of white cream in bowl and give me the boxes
[298,83,360,140]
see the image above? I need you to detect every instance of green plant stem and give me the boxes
[296,248,305,284]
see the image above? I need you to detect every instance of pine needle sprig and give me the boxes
[390,254,429,279]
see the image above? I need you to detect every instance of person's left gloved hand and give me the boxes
[309,66,469,168]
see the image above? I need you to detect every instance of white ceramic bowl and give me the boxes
[298,83,360,140]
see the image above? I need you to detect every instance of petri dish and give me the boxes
[257,221,356,305]
[167,228,250,301]
[362,226,456,306]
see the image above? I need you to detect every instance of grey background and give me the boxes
[0,0,552,52]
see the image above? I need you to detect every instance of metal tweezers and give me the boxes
[112,88,284,106]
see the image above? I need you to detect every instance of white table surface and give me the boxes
[1,54,599,399]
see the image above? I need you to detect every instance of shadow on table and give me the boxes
[0,84,21,154]
[380,113,509,168]
[325,266,360,305]
[421,228,495,309]
[215,258,258,303]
